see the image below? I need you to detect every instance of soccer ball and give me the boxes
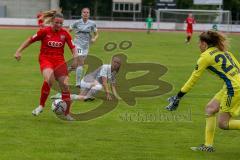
[51,99,67,115]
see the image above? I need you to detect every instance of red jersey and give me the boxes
[30,27,75,56]
[185,17,195,30]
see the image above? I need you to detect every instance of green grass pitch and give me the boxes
[1,28,240,160]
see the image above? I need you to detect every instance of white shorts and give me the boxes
[76,45,89,57]
[80,79,103,91]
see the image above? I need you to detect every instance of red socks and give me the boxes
[62,91,71,115]
[39,81,50,107]
[39,81,71,115]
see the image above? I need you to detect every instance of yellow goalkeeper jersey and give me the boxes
[181,47,240,96]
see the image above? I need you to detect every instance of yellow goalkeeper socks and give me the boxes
[204,115,216,146]
[228,119,240,129]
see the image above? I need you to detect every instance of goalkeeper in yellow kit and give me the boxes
[166,30,240,152]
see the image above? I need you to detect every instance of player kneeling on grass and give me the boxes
[166,30,240,152]
[52,56,121,101]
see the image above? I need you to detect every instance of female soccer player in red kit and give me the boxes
[14,10,78,120]
[185,13,196,44]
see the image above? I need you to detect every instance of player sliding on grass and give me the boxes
[15,9,78,121]
[185,13,195,44]
[52,56,121,101]
[166,30,240,152]
[69,7,99,88]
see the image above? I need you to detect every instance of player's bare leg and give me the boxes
[219,112,240,129]
[83,81,102,101]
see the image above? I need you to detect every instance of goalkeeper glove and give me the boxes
[166,95,181,111]
[165,91,185,111]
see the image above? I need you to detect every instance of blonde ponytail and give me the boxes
[42,9,63,25]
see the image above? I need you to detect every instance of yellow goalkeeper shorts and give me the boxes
[214,89,240,117]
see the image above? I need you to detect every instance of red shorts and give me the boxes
[186,28,193,34]
[39,55,68,78]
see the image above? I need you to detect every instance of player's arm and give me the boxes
[102,76,112,101]
[14,38,32,61]
[166,55,210,111]
[111,83,121,100]
[15,29,45,61]
[66,33,77,57]
[70,47,78,70]
[68,23,74,32]
[91,23,98,43]
[109,73,121,99]
[68,25,73,33]
[65,31,78,69]
[180,56,210,93]
[91,31,99,43]
[68,21,77,33]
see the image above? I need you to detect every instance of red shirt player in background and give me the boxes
[14,10,78,121]
[185,13,196,44]
[37,11,44,28]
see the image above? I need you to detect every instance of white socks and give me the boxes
[76,66,83,86]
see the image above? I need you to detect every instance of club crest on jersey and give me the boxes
[48,41,63,48]
[60,35,65,40]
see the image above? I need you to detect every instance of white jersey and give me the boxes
[83,64,116,84]
[69,19,97,50]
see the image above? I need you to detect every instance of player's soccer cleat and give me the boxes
[165,95,181,111]
[84,97,95,102]
[65,114,75,121]
[190,144,215,152]
[75,82,81,88]
[75,84,81,89]
[50,93,62,99]
[32,105,43,116]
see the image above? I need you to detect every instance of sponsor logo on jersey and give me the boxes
[47,41,63,48]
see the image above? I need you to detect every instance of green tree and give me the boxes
[223,0,240,22]
[59,0,240,21]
